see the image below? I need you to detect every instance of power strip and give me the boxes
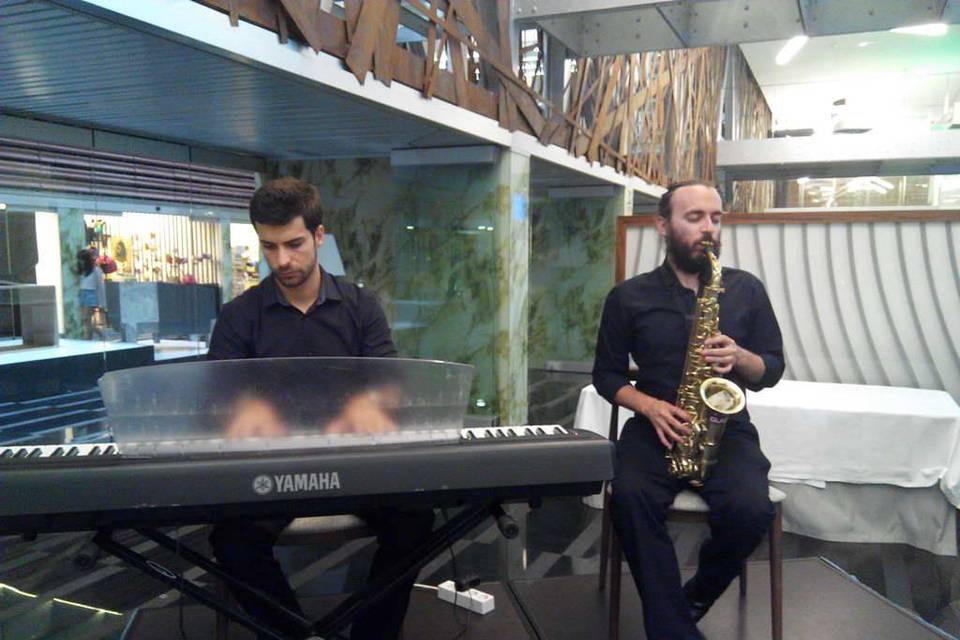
[437,580,495,615]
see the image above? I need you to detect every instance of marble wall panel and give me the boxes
[529,194,618,370]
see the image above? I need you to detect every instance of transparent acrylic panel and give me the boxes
[99,357,473,455]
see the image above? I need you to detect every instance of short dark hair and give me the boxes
[249,177,324,232]
[76,249,95,277]
[657,180,721,219]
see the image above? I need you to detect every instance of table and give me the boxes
[574,380,960,555]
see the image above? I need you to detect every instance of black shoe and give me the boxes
[687,598,711,623]
[683,580,714,623]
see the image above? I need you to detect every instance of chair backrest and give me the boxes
[607,402,621,444]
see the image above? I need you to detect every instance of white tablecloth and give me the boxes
[574,380,960,554]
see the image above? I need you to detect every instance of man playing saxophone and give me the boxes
[592,181,784,640]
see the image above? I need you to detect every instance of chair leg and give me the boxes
[599,484,611,591]
[609,533,622,640]
[769,502,783,640]
[739,560,748,596]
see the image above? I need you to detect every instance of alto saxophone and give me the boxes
[667,242,745,487]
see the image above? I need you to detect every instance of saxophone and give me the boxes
[666,242,745,487]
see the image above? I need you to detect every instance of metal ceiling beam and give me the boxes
[717,131,960,180]
[518,0,960,57]
[796,0,950,37]
[514,0,669,20]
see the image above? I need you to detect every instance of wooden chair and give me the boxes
[597,403,784,640]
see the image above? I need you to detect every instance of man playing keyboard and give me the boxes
[208,176,434,640]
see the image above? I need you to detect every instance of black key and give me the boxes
[65,447,80,457]
[13,449,29,458]
[104,445,116,455]
[51,447,65,457]
[535,427,547,436]
[89,447,101,456]
[1,449,13,458]
[28,448,43,458]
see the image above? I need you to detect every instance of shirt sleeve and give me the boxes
[358,289,398,358]
[592,286,633,403]
[207,302,253,361]
[744,278,785,391]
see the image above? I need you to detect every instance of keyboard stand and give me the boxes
[94,500,507,640]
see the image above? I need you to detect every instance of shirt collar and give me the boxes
[657,259,707,295]
[656,260,683,290]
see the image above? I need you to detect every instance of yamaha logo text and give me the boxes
[252,472,341,495]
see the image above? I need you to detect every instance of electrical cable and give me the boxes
[440,508,471,640]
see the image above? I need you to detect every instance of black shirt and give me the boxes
[208,270,397,360]
[592,262,784,424]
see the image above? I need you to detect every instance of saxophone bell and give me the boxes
[695,377,746,484]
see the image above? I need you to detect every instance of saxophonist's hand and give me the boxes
[703,334,740,375]
[639,397,692,449]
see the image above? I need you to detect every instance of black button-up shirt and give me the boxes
[592,262,784,425]
[208,270,397,360]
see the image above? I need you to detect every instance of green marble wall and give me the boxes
[58,208,86,339]
[528,191,622,369]
[276,158,505,417]
[275,158,631,423]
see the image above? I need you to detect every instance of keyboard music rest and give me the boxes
[0,427,614,535]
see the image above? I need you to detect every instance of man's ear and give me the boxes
[314,224,325,246]
[655,215,667,238]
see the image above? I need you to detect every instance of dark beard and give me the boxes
[274,266,313,288]
[665,233,719,276]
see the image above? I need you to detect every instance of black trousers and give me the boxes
[610,416,774,640]
[209,507,435,640]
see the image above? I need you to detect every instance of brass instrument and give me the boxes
[667,242,745,486]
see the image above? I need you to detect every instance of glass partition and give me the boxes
[771,173,960,209]
[0,198,250,446]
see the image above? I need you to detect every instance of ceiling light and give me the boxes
[858,41,872,47]
[890,23,948,37]
[796,177,810,184]
[775,35,808,66]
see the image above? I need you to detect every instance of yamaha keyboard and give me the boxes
[0,426,614,535]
